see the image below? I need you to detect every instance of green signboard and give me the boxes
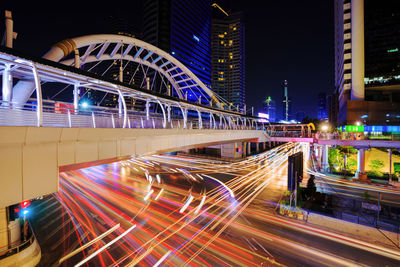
[345,125,364,132]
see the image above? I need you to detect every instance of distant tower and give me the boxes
[263,96,276,122]
[282,80,291,121]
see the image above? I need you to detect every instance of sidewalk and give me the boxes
[302,210,400,250]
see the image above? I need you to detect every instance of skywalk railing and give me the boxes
[0,99,263,131]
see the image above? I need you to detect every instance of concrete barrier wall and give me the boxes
[0,127,267,208]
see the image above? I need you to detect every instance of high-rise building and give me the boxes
[334,0,400,125]
[211,6,245,108]
[281,80,292,121]
[317,93,328,120]
[263,96,277,123]
[143,0,212,88]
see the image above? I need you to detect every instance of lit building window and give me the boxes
[218,34,224,38]
[233,27,237,31]
[220,41,224,44]
[229,40,233,46]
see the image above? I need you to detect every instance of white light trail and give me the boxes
[155,189,164,200]
[202,174,234,198]
[194,195,206,215]
[144,189,154,201]
[59,223,120,264]
[154,250,172,267]
[74,224,136,267]
[179,194,194,214]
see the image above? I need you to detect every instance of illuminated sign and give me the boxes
[258,112,269,119]
[387,48,399,53]
[338,125,400,133]
[258,112,269,123]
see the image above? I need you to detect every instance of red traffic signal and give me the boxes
[21,200,31,209]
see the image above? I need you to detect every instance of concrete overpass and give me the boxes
[0,126,267,208]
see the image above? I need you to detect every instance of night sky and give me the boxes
[2,1,333,119]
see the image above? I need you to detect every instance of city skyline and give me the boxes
[1,1,334,118]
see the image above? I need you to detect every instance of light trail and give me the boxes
[74,224,137,267]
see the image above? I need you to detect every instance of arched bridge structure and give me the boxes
[11,34,230,109]
[0,35,267,207]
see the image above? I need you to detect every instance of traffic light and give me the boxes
[288,152,303,191]
[298,175,303,184]
[20,200,31,216]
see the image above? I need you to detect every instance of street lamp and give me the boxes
[355,121,361,126]
[321,124,329,132]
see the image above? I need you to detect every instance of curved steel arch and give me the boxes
[12,34,222,107]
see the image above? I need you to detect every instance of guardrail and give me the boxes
[0,224,35,259]
[0,99,263,131]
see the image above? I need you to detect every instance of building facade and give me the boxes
[211,9,246,109]
[333,0,400,125]
[143,0,212,88]
[317,92,328,120]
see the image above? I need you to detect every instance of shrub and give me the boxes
[369,159,384,173]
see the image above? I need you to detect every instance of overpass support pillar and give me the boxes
[247,142,251,156]
[355,148,367,181]
[322,145,330,172]
[263,142,266,151]
[317,145,322,171]
[255,142,259,153]
[73,84,80,112]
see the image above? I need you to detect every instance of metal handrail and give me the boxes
[0,224,35,259]
[0,99,258,130]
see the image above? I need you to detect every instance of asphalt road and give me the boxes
[28,143,400,266]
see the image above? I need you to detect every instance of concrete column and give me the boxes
[73,84,79,111]
[256,143,259,153]
[317,146,322,170]
[322,145,329,172]
[247,142,251,156]
[355,148,367,180]
[146,99,150,120]
[351,0,365,101]
[263,142,266,150]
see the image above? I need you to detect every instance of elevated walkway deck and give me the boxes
[0,126,267,208]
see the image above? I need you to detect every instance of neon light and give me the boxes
[387,48,398,53]
[340,125,400,133]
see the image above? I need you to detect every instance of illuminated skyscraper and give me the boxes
[317,93,328,120]
[211,7,245,109]
[143,0,212,88]
[334,0,400,125]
